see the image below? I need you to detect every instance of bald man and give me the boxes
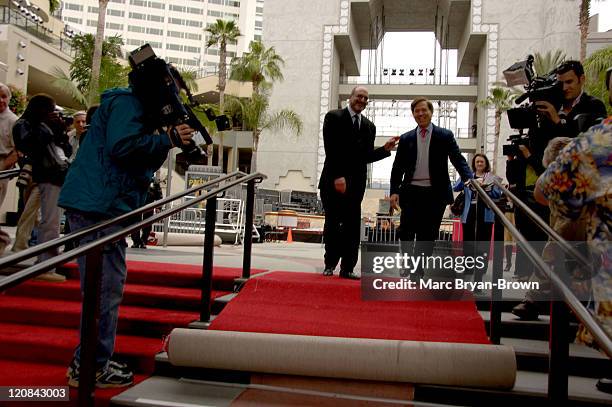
[318,86,398,279]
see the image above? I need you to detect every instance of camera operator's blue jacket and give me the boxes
[58,87,172,218]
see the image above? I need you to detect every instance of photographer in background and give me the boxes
[12,95,71,282]
[0,83,18,255]
[506,60,607,283]
[58,81,195,388]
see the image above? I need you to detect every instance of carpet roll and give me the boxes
[167,329,516,389]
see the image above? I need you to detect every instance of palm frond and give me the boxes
[51,67,88,107]
[262,109,303,136]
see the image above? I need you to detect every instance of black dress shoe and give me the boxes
[322,267,334,276]
[511,300,540,320]
[339,271,360,280]
[597,377,612,394]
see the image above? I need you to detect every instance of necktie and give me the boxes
[420,127,427,140]
[353,115,360,132]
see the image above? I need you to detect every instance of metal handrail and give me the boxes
[0,168,20,180]
[0,172,264,290]
[0,171,245,269]
[492,179,592,270]
[470,180,612,358]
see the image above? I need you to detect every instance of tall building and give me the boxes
[58,0,264,72]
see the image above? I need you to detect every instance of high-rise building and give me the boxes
[58,0,264,72]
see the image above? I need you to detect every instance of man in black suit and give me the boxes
[318,86,398,279]
[390,97,472,277]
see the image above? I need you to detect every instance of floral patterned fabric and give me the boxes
[539,117,612,342]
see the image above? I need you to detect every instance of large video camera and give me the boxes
[501,55,564,156]
[127,44,230,163]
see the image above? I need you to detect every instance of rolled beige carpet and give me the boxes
[167,329,516,389]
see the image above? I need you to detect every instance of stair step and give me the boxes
[0,296,199,337]
[0,322,161,374]
[480,311,578,341]
[5,279,229,311]
[503,337,611,378]
[414,370,612,407]
[58,262,264,291]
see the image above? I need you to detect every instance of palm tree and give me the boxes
[206,19,241,171]
[230,40,284,96]
[584,46,612,114]
[89,0,110,106]
[533,50,567,76]
[579,0,591,62]
[226,93,302,173]
[49,0,60,14]
[479,87,517,172]
[52,34,127,107]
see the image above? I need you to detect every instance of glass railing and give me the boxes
[0,6,76,58]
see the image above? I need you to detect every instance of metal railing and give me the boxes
[0,170,266,406]
[0,6,76,58]
[470,179,612,403]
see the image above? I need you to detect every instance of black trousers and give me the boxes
[321,188,363,272]
[463,199,493,279]
[399,185,447,262]
[514,191,549,279]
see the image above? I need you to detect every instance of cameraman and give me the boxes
[58,84,195,387]
[506,60,607,283]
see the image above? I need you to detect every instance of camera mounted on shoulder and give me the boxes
[127,44,231,164]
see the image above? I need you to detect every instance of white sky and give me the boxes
[367,0,612,181]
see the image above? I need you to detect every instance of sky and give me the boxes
[366,0,611,181]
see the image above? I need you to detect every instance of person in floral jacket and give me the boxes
[536,67,612,394]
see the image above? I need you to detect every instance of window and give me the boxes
[109,0,125,3]
[255,21,262,28]
[167,57,181,64]
[186,19,202,27]
[128,25,146,33]
[106,22,123,30]
[228,0,240,7]
[87,20,97,27]
[88,6,99,13]
[256,6,263,13]
[64,3,83,11]
[169,18,183,25]
[148,1,165,9]
[224,12,239,20]
[149,41,162,49]
[185,46,201,53]
[207,48,219,56]
[127,38,145,46]
[167,30,184,38]
[167,43,183,51]
[169,5,185,12]
[207,10,222,17]
[186,33,202,41]
[129,12,146,20]
[107,9,124,17]
[208,0,223,4]
[64,17,82,24]
[130,0,146,5]
[147,14,164,22]
[146,27,163,35]
[188,7,203,15]
[254,34,262,41]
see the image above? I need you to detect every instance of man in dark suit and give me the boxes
[390,97,472,277]
[318,86,398,279]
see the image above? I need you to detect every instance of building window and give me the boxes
[107,9,124,17]
[88,6,99,13]
[207,48,219,56]
[167,43,183,51]
[127,38,145,46]
[128,25,146,33]
[167,30,184,38]
[130,0,146,5]
[255,21,262,28]
[105,22,123,30]
[64,17,83,24]
[169,18,183,25]
[185,46,201,53]
[147,14,164,22]
[188,7,203,15]
[186,19,202,27]
[169,5,185,12]
[87,19,97,27]
[64,3,83,11]
[148,1,165,9]
[146,27,163,35]
[129,12,146,20]
[186,33,202,41]
[207,10,222,17]
[254,34,262,41]
[109,0,125,3]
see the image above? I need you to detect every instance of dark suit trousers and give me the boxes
[399,185,447,261]
[321,188,362,272]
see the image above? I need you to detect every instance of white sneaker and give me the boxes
[34,271,66,282]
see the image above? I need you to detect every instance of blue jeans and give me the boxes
[66,210,127,369]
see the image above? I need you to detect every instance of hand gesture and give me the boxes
[384,136,400,152]
[535,101,561,124]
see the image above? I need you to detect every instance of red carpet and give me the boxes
[0,261,264,406]
[210,272,490,344]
